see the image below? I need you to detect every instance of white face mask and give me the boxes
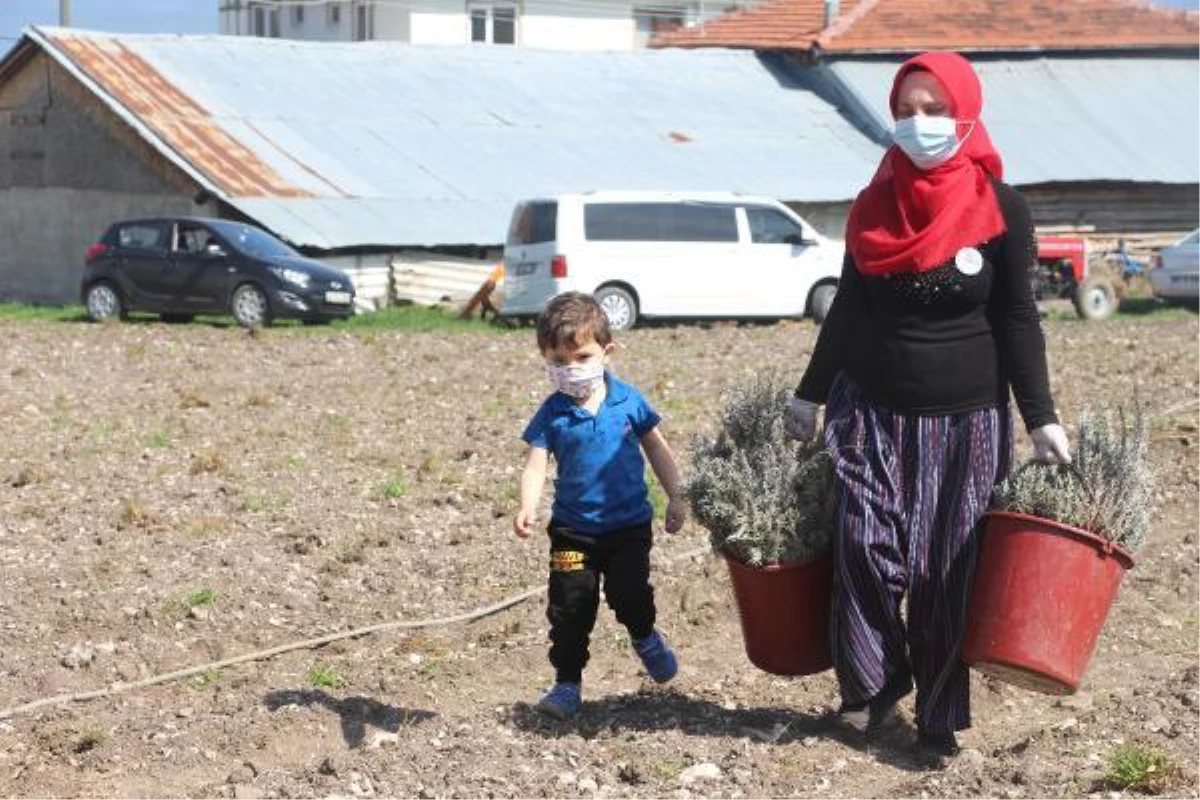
[547,362,605,399]
[892,115,970,170]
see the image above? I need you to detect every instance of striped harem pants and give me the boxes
[823,374,1012,736]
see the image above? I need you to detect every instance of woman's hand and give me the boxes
[784,397,820,441]
[1030,423,1071,464]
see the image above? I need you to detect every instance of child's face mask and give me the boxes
[547,361,605,399]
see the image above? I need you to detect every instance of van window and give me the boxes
[508,201,557,245]
[584,202,738,243]
[746,206,806,245]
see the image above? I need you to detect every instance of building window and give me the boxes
[468,3,517,45]
[328,2,342,25]
[293,5,305,24]
[633,5,688,46]
[252,5,281,37]
[354,1,372,40]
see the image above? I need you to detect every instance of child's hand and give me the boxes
[514,508,536,538]
[664,497,687,533]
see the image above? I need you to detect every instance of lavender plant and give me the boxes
[991,408,1152,551]
[685,372,836,566]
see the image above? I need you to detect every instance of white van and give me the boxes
[501,191,843,330]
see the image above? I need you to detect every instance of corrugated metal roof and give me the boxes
[27,27,883,249]
[828,57,1200,185]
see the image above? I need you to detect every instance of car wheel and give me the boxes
[1072,275,1118,321]
[595,285,637,331]
[809,283,837,324]
[230,283,272,328]
[85,282,124,322]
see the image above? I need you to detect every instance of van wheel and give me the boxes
[595,286,638,331]
[809,283,837,324]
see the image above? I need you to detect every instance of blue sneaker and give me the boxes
[536,682,581,720]
[633,630,678,683]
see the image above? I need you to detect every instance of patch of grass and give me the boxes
[184,588,218,608]
[90,421,117,443]
[145,429,172,449]
[178,388,211,410]
[1104,743,1180,792]
[0,302,85,322]
[119,497,153,529]
[242,492,289,513]
[285,453,307,470]
[380,470,409,499]
[188,669,223,690]
[338,304,515,333]
[186,517,228,537]
[190,450,225,475]
[307,664,346,689]
[653,757,688,781]
[246,391,275,408]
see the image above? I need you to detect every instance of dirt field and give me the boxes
[0,312,1196,799]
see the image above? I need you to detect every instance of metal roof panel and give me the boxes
[30,29,883,247]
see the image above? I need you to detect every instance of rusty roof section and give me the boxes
[50,34,311,198]
[651,0,1200,53]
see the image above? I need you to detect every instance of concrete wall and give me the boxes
[0,52,207,304]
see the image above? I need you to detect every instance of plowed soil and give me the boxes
[0,312,1196,799]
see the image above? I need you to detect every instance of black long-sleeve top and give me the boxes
[796,180,1057,431]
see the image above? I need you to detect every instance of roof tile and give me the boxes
[651,0,1200,53]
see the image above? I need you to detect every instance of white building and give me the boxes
[217,0,747,49]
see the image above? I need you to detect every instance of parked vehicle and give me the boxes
[81,217,356,327]
[1031,235,1117,320]
[1149,228,1200,304]
[500,191,843,330]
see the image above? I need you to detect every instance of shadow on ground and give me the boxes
[507,687,937,772]
[263,689,437,748]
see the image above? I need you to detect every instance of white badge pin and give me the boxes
[955,246,983,276]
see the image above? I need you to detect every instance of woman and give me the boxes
[785,51,1070,761]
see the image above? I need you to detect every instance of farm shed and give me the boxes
[0,27,884,306]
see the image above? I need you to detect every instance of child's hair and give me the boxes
[537,292,613,352]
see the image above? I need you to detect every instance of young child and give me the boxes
[514,291,687,720]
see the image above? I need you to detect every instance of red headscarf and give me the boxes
[846,51,1006,276]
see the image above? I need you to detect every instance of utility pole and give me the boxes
[59,0,71,27]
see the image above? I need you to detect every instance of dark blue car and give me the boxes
[81,217,356,327]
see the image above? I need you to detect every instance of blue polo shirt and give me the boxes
[522,373,661,535]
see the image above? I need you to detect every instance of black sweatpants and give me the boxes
[545,519,656,684]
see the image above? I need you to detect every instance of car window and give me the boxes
[508,202,557,245]
[584,202,738,243]
[211,222,297,258]
[745,206,806,244]
[1181,230,1199,247]
[173,223,216,255]
[118,223,165,250]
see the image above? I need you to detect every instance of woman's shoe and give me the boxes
[914,729,960,768]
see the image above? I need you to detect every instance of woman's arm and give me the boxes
[990,183,1058,431]
[796,250,864,403]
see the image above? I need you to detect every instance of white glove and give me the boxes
[1030,423,1071,464]
[784,396,819,441]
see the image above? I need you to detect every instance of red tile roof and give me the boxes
[650,0,1200,53]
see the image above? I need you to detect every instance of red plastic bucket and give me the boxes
[723,549,833,676]
[963,511,1135,695]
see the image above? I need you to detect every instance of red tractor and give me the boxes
[1033,235,1118,320]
